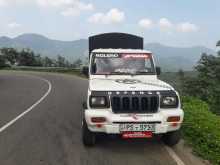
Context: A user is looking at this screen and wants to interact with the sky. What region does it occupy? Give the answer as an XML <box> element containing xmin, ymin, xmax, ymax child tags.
<box><xmin>0</xmin><ymin>0</ymin><xmax>219</xmax><ymax>49</ymax></box>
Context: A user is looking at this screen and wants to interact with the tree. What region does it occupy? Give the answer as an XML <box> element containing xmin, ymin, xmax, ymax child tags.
<box><xmin>17</xmin><ymin>49</ymin><xmax>39</xmax><ymax>66</ymax></box>
<box><xmin>0</xmin><ymin>47</ymin><xmax>72</xmax><ymax>68</ymax></box>
<box><xmin>0</xmin><ymin>48</ymin><xmax>18</xmax><ymax>65</ymax></box>
<box><xmin>0</xmin><ymin>55</ymin><xmax>6</xmax><ymax>68</ymax></box>
<box><xmin>72</xmin><ymin>58</ymin><xmax>82</xmax><ymax>68</ymax></box>
<box><xmin>42</xmin><ymin>56</ymin><xmax>54</xmax><ymax>67</ymax></box>
<box><xmin>33</xmin><ymin>54</ymin><xmax>43</xmax><ymax>67</ymax></box>
<box><xmin>177</xmin><ymin>69</ymin><xmax>185</xmax><ymax>94</ymax></box>
<box><xmin>57</xmin><ymin>55</ymin><xmax>66</xmax><ymax>67</ymax></box>
<box><xmin>183</xmin><ymin>52</ymin><xmax>220</xmax><ymax>114</ymax></box>
<box><xmin>65</xmin><ymin>60</ymin><xmax>71</xmax><ymax>68</ymax></box>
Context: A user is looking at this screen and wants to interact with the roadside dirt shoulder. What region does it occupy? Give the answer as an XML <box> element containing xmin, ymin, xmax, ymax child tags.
<box><xmin>174</xmin><ymin>140</ymin><xmax>211</xmax><ymax>165</ymax></box>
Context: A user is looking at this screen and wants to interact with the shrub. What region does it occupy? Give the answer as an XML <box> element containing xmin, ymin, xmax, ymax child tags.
<box><xmin>182</xmin><ymin>97</ymin><xmax>220</xmax><ymax>164</ymax></box>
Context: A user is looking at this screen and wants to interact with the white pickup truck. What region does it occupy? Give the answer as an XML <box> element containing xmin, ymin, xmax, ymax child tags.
<box><xmin>82</xmin><ymin>33</ymin><xmax>184</xmax><ymax>146</ymax></box>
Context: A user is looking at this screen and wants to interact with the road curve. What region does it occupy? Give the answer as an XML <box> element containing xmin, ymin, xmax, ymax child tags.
<box><xmin>0</xmin><ymin>71</ymin><xmax>178</xmax><ymax>165</ymax></box>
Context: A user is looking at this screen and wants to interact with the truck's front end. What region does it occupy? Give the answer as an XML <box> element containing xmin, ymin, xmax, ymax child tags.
<box><xmin>82</xmin><ymin>48</ymin><xmax>184</xmax><ymax>146</ymax></box>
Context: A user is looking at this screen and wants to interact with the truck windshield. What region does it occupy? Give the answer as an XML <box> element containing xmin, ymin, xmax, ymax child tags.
<box><xmin>91</xmin><ymin>53</ymin><xmax>156</xmax><ymax>75</ymax></box>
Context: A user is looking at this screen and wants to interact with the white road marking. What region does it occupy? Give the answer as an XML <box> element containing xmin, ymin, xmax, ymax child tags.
<box><xmin>164</xmin><ymin>145</ymin><xmax>185</xmax><ymax>165</ymax></box>
<box><xmin>0</xmin><ymin>77</ymin><xmax>52</xmax><ymax>133</ymax></box>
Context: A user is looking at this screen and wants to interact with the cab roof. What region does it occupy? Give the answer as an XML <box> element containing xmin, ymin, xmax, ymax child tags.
<box><xmin>92</xmin><ymin>49</ymin><xmax>152</xmax><ymax>54</ymax></box>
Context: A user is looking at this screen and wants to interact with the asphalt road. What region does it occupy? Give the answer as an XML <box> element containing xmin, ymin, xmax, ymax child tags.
<box><xmin>0</xmin><ymin>71</ymin><xmax>180</xmax><ymax>165</ymax></box>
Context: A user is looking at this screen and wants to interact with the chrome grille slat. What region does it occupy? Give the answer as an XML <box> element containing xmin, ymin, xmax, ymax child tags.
<box><xmin>111</xmin><ymin>94</ymin><xmax>159</xmax><ymax>114</ymax></box>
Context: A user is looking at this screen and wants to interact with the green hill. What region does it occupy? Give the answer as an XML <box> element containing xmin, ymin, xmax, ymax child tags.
<box><xmin>0</xmin><ymin>33</ymin><xmax>215</xmax><ymax>71</ymax></box>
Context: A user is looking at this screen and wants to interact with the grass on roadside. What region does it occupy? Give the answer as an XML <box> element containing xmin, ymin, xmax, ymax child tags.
<box><xmin>182</xmin><ymin>97</ymin><xmax>220</xmax><ymax>165</ymax></box>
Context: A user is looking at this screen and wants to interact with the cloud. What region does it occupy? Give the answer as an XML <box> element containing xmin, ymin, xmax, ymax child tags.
<box><xmin>138</xmin><ymin>18</ymin><xmax>153</xmax><ymax>29</ymax></box>
<box><xmin>158</xmin><ymin>18</ymin><xmax>173</xmax><ymax>30</ymax></box>
<box><xmin>88</xmin><ymin>8</ymin><xmax>125</xmax><ymax>24</ymax></box>
<box><xmin>177</xmin><ymin>22</ymin><xmax>199</xmax><ymax>32</ymax></box>
<box><xmin>38</xmin><ymin>0</ymin><xmax>94</xmax><ymax>17</ymax></box>
<box><xmin>0</xmin><ymin>0</ymin><xmax>94</xmax><ymax>17</ymax></box>
<box><xmin>8</xmin><ymin>22</ymin><xmax>22</xmax><ymax>28</ymax></box>
<box><xmin>139</xmin><ymin>17</ymin><xmax>199</xmax><ymax>33</ymax></box>
<box><xmin>60</xmin><ymin>2</ymin><xmax>94</xmax><ymax>16</ymax></box>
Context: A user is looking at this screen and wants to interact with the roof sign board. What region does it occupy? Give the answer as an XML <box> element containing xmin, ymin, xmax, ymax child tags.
<box><xmin>89</xmin><ymin>33</ymin><xmax>144</xmax><ymax>55</ymax></box>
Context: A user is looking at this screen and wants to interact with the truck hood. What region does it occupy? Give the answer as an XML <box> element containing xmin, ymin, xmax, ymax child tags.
<box><xmin>89</xmin><ymin>77</ymin><xmax>174</xmax><ymax>91</ymax></box>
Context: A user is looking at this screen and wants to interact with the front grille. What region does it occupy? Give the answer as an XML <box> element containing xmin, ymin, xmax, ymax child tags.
<box><xmin>111</xmin><ymin>95</ymin><xmax>159</xmax><ymax>113</ymax></box>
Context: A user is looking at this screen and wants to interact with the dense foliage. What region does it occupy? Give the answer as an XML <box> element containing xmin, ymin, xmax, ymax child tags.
<box><xmin>182</xmin><ymin>97</ymin><xmax>220</xmax><ymax>164</ymax></box>
<box><xmin>0</xmin><ymin>47</ymin><xmax>83</xmax><ymax>68</ymax></box>
<box><xmin>182</xmin><ymin>51</ymin><xmax>220</xmax><ymax>114</ymax></box>
<box><xmin>160</xmin><ymin>42</ymin><xmax>220</xmax><ymax>164</ymax></box>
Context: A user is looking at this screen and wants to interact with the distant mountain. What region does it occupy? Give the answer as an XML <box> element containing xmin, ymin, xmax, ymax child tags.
<box><xmin>0</xmin><ymin>34</ymin><xmax>88</xmax><ymax>62</ymax></box>
<box><xmin>0</xmin><ymin>33</ymin><xmax>215</xmax><ymax>71</ymax></box>
<box><xmin>145</xmin><ymin>43</ymin><xmax>215</xmax><ymax>71</ymax></box>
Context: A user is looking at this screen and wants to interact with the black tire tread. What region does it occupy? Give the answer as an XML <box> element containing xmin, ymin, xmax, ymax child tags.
<box><xmin>162</xmin><ymin>130</ymin><xmax>181</xmax><ymax>147</ymax></box>
<box><xmin>82</xmin><ymin>120</ymin><xmax>96</xmax><ymax>146</ymax></box>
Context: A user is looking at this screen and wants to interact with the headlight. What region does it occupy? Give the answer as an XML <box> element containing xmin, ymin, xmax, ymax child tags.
<box><xmin>160</xmin><ymin>95</ymin><xmax>178</xmax><ymax>108</ymax></box>
<box><xmin>89</xmin><ymin>96</ymin><xmax>109</xmax><ymax>108</ymax></box>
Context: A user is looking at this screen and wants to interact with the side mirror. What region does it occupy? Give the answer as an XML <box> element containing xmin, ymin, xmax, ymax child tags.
<box><xmin>156</xmin><ymin>67</ymin><xmax>161</xmax><ymax>75</ymax></box>
<box><xmin>82</xmin><ymin>66</ymin><xmax>89</xmax><ymax>77</ymax></box>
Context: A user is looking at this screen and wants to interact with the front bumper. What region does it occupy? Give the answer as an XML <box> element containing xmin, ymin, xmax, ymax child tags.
<box><xmin>84</xmin><ymin>109</ymin><xmax>184</xmax><ymax>134</ymax></box>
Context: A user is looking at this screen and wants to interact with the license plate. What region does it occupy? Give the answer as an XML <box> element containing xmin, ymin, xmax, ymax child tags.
<box><xmin>119</xmin><ymin>123</ymin><xmax>155</xmax><ymax>132</ymax></box>
<box><xmin>122</xmin><ymin>131</ymin><xmax>153</xmax><ymax>139</ymax></box>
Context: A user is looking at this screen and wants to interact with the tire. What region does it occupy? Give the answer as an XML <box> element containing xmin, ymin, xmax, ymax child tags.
<box><xmin>82</xmin><ymin>119</ymin><xmax>96</xmax><ymax>146</ymax></box>
<box><xmin>162</xmin><ymin>130</ymin><xmax>181</xmax><ymax>147</ymax></box>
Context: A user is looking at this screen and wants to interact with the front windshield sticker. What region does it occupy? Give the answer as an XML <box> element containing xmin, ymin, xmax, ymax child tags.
<box><xmin>122</xmin><ymin>54</ymin><xmax>151</xmax><ymax>59</ymax></box>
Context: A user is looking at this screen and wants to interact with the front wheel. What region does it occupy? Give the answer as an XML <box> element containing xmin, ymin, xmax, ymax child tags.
<box><xmin>162</xmin><ymin>130</ymin><xmax>181</xmax><ymax>147</ymax></box>
<box><xmin>82</xmin><ymin>119</ymin><xmax>96</xmax><ymax>146</ymax></box>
